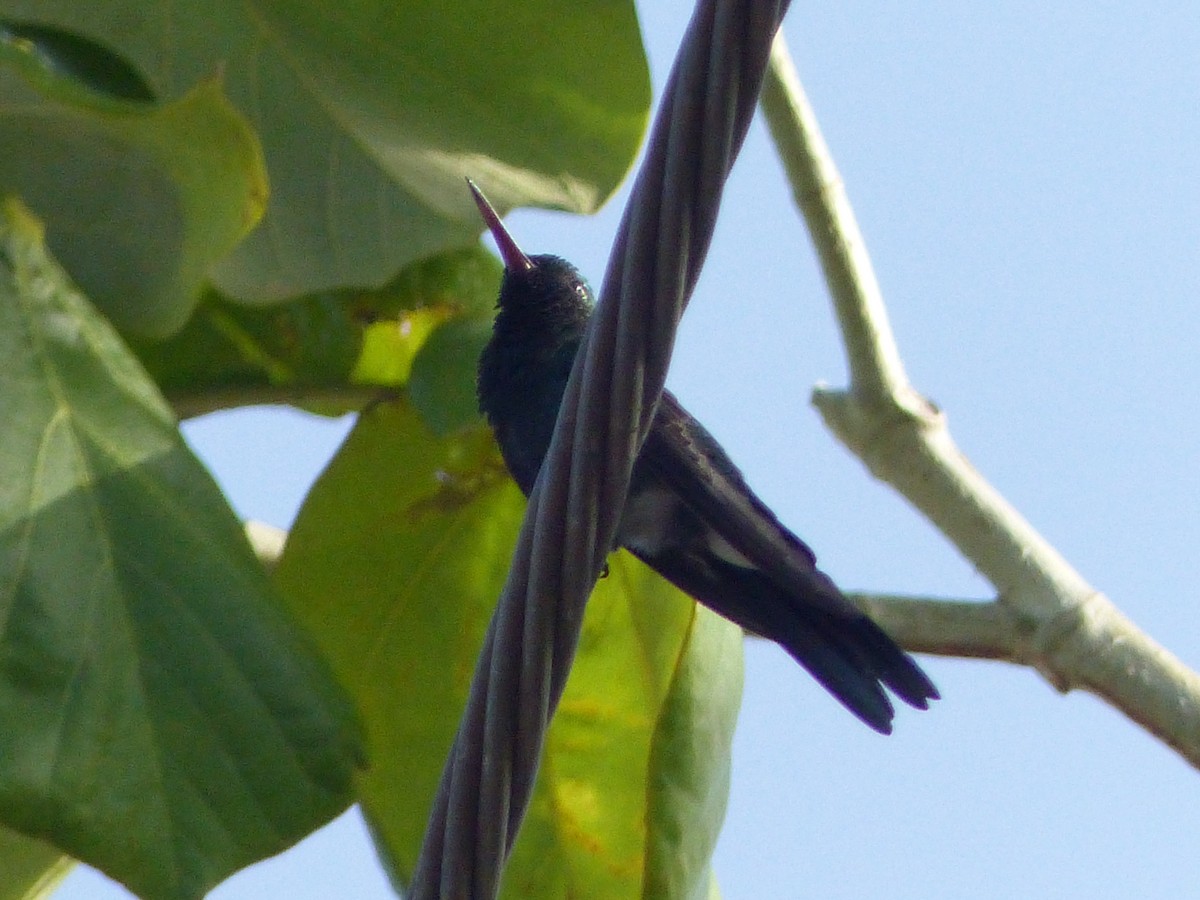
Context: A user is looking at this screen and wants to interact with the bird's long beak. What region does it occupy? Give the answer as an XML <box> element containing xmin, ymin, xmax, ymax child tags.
<box><xmin>467</xmin><ymin>179</ymin><xmax>536</xmax><ymax>273</ymax></box>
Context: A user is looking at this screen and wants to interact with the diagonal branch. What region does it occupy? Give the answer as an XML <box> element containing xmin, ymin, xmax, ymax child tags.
<box><xmin>759</xmin><ymin>31</ymin><xmax>1200</xmax><ymax>769</ymax></box>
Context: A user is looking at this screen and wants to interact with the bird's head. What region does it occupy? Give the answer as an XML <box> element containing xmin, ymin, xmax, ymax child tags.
<box><xmin>468</xmin><ymin>180</ymin><xmax>594</xmax><ymax>327</ymax></box>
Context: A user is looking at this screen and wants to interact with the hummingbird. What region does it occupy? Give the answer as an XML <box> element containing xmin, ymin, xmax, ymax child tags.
<box><xmin>469</xmin><ymin>181</ymin><xmax>937</xmax><ymax>733</ymax></box>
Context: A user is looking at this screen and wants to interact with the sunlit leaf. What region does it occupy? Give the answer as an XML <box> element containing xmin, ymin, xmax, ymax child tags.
<box><xmin>0</xmin><ymin>826</ymin><xmax>72</xmax><ymax>900</ymax></box>
<box><xmin>275</xmin><ymin>403</ymin><xmax>517</xmax><ymax>882</ymax></box>
<box><xmin>275</xmin><ymin>401</ymin><xmax>742</xmax><ymax>898</ymax></box>
<box><xmin>0</xmin><ymin>201</ymin><xmax>362</xmax><ymax>899</ymax></box>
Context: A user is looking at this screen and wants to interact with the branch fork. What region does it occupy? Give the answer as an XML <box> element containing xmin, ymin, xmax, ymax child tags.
<box><xmin>764</xmin><ymin>30</ymin><xmax>1200</xmax><ymax>769</ymax></box>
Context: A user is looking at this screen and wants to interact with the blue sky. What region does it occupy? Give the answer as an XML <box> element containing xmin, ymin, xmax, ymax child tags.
<box><xmin>58</xmin><ymin>3</ymin><xmax>1200</xmax><ymax>898</ymax></box>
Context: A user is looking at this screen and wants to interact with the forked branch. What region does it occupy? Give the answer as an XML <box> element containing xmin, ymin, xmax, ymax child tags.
<box><xmin>760</xmin><ymin>31</ymin><xmax>1200</xmax><ymax>769</ymax></box>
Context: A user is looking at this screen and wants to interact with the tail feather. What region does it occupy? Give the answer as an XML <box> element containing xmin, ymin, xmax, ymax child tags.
<box><xmin>778</xmin><ymin>623</ymin><xmax>898</xmax><ymax>732</ymax></box>
<box><xmin>631</xmin><ymin>546</ymin><xmax>937</xmax><ymax>733</ymax></box>
<box><xmin>778</xmin><ymin>607</ymin><xmax>937</xmax><ymax>733</ymax></box>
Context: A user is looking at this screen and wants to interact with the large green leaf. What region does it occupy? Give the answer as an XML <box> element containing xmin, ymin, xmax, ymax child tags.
<box><xmin>642</xmin><ymin>605</ymin><xmax>742</xmax><ymax>898</ymax></box>
<box><xmin>0</xmin><ymin>201</ymin><xmax>362</xmax><ymax>899</ymax></box>
<box><xmin>2</xmin><ymin>1</ymin><xmax>650</xmax><ymax>302</ymax></box>
<box><xmin>274</xmin><ymin>401</ymin><xmax>743</xmax><ymax>898</ymax></box>
<box><xmin>0</xmin><ymin>29</ymin><xmax>266</xmax><ymax>337</ymax></box>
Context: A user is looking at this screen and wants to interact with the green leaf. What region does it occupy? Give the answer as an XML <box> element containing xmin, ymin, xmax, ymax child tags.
<box><xmin>693</xmin><ymin>870</ymin><xmax>722</xmax><ymax>900</ymax></box>
<box><xmin>351</xmin><ymin>308</ymin><xmax>447</xmax><ymax>393</ymax></box>
<box><xmin>127</xmin><ymin>246</ymin><xmax>502</xmax><ymax>418</ymax></box>
<box><xmin>408</xmin><ymin>314</ymin><xmax>494</xmax><ymax>436</ymax></box>
<box><xmin>642</xmin><ymin>607</ymin><xmax>742</xmax><ymax>898</ymax></box>
<box><xmin>349</xmin><ymin>245</ymin><xmax>503</xmax><ymax>395</ymax></box>
<box><xmin>501</xmin><ymin>563</ymin><xmax>742</xmax><ymax>899</ymax></box>
<box><xmin>0</xmin><ymin>200</ymin><xmax>362</xmax><ymax>899</ymax></box>
<box><xmin>0</xmin><ymin>31</ymin><xmax>267</xmax><ymax>336</ymax></box>
<box><xmin>274</xmin><ymin>402</ymin><xmax>742</xmax><ymax>897</ymax></box>
<box><xmin>381</xmin><ymin>245</ymin><xmax>504</xmax><ymax>321</ymax></box>
<box><xmin>0</xmin><ymin>826</ymin><xmax>73</xmax><ymax>900</ymax></box>
<box><xmin>274</xmin><ymin>403</ymin><xmax>517</xmax><ymax>883</ymax></box>
<box><xmin>2</xmin><ymin>1</ymin><xmax>649</xmax><ymax>301</ymax></box>
<box><xmin>0</xmin><ymin>22</ymin><xmax>154</xmax><ymax>101</ymax></box>
<box><xmin>131</xmin><ymin>287</ymin><xmax>365</xmax><ymax>416</ymax></box>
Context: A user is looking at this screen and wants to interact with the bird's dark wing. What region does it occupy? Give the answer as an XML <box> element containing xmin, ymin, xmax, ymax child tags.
<box><xmin>626</xmin><ymin>390</ymin><xmax>937</xmax><ymax>732</ymax></box>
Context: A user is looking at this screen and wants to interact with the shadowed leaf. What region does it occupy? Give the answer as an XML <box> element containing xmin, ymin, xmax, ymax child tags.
<box><xmin>128</xmin><ymin>246</ymin><xmax>502</xmax><ymax>418</ymax></box>
<box><xmin>0</xmin><ymin>30</ymin><xmax>266</xmax><ymax>336</ymax></box>
<box><xmin>1</xmin><ymin>1</ymin><xmax>649</xmax><ymax>302</ymax></box>
<box><xmin>408</xmin><ymin>314</ymin><xmax>494</xmax><ymax>436</ymax></box>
